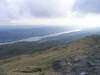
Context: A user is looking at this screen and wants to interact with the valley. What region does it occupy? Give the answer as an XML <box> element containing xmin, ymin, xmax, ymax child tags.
<box><xmin>0</xmin><ymin>26</ymin><xmax>75</xmax><ymax>43</ymax></box>
<box><xmin>0</xmin><ymin>29</ymin><xmax>81</xmax><ymax>45</ymax></box>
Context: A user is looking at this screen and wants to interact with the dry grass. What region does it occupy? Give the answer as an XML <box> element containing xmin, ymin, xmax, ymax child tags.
<box><xmin>0</xmin><ymin>35</ymin><xmax>100</xmax><ymax>75</ymax></box>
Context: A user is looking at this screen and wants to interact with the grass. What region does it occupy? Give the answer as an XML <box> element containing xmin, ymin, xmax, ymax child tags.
<box><xmin>0</xmin><ymin>35</ymin><xmax>100</xmax><ymax>75</ymax></box>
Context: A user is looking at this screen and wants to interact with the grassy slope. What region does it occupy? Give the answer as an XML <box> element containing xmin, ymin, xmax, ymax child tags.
<box><xmin>0</xmin><ymin>42</ymin><xmax>55</xmax><ymax>60</ymax></box>
<box><xmin>0</xmin><ymin>35</ymin><xmax>100</xmax><ymax>75</ymax></box>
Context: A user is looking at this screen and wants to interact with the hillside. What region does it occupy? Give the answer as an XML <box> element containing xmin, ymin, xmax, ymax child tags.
<box><xmin>0</xmin><ymin>30</ymin><xmax>89</xmax><ymax>60</ymax></box>
<box><xmin>0</xmin><ymin>35</ymin><xmax>100</xmax><ymax>75</ymax></box>
<box><xmin>0</xmin><ymin>42</ymin><xmax>55</xmax><ymax>60</ymax></box>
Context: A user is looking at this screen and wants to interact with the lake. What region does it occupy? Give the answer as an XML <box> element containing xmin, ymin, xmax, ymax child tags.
<box><xmin>0</xmin><ymin>29</ymin><xmax>81</xmax><ymax>45</ymax></box>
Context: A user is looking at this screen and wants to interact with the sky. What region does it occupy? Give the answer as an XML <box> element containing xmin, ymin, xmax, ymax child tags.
<box><xmin>0</xmin><ymin>0</ymin><xmax>100</xmax><ymax>29</ymax></box>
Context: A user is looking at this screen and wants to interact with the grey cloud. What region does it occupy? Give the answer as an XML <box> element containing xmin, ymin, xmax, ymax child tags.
<box><xmin>20</xmin><ymin>0</ymin><xmax>54</xmax><ymax>17</ymax></box>
<box><xmin>73</xmin><ymin>0</ymin><xmax>100</xmax><ymax>13</ymax></box>
<box><xmin>18</xmin><ymin>0</ymin><xmax>68</xmax><ymax>18</ymax></box>
<box><xmin>0</xmin><ymin>0</ymin><xmax>69</xmax><ymax>20</ymax></box>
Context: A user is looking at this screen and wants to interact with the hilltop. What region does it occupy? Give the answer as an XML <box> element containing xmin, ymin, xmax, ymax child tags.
<box><xmin>0</xmin><ymin>35</ymin><xmax>100</xmax><ymax>75</ymax></box>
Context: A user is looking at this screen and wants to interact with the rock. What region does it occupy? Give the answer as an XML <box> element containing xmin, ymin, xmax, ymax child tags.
<box><xmin>52</xmin><ymin>50</ymin><xmax>100</xmax><ymax>75</ymax></box>
<box><xmin>53</xmin><ymin>56</ymin><xmax>88</xmax><ymax>75</ymax></box>
<box><xmin>15</xmin><ymin>66</ymin><xmax>42</xmax><ymax>73</ymax></box>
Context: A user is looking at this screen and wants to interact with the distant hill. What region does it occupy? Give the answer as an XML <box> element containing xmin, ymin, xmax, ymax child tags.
<box><xmin>1</xmin><ymin>35</ymin><xmax>100</xmax><ymax>75</ymax></box>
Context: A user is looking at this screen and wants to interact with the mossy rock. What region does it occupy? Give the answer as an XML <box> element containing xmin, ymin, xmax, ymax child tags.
<box><xmin>15</xmin><ymin>66</ymin><xmax>42</xmax><ymax>73</ymax></box>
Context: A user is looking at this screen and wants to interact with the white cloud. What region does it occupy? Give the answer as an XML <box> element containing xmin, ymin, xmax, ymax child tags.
<box><xmin>1</xmin><ymin>0</ymin><xmax>100</xmax><ymax>29</ymax></box>
<box><xmin>0</xmin><ymin>0</ymin><xmax>76</xmax><ymax>18</ymax></box>
<box><xmin>10</xmin><ymin>13</ymin><xmax>100</xmax><ymax>29</ymax></box>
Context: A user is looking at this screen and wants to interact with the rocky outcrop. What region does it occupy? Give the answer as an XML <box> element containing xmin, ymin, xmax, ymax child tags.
<box><xmin>53</xmin><ymin>51</ymin><xmax>100</xmax><ymax>75</ymax></box>
<box><xmin>14</xmin><ymin>66</ymin><xmax>42</xmax><ymax>73</ymax></box>
<box><xmin>53</xmin><ymin>55</ymin><xmax>88</xmax><ymax>75</ymax></box>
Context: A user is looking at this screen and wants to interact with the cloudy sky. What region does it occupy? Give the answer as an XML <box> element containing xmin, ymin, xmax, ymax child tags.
<box><xmin>0</xmin><ymin>0</ymin><xmax>100</xmax><ymax>28</ymax></box>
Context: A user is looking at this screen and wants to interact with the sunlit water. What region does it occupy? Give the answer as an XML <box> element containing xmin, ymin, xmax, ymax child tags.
<box><xmin>0</xmin><ymin>29</ymin><xmax>81</xmax><ymax>45</ymax></box>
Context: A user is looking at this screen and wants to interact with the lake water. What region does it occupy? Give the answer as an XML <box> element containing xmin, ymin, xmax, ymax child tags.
<box><xmin>0</xmin><ymin>29</ymin><xmax>81</xmax><ymax>45</ymax></box>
